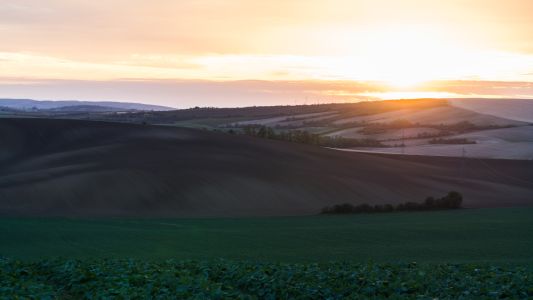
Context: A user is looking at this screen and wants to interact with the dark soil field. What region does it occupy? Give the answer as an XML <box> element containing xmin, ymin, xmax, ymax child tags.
<box><xmin>1</xmin><ymin>118</ymin><xmax>533</xmax><ymax>217</ymax></box>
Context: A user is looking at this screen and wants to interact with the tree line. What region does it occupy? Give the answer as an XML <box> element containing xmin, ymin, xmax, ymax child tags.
<box><xmin>321</xmin><ymin>191</ymin><xmax>463</xmax><ymax>214</ymax></box>
<box><xmin>239</xmin><ymin>125</ymin><xmax>384</xmax><ymax>147</ymax></box>
<box><xmin>429</xmin><ymin>138</ymin><xmax>476</xmax><ymax>145</ymax></box>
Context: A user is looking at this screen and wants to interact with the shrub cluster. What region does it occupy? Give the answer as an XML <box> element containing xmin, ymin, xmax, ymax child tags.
<box><xmin>321</xmin><ymin>191</ymin><xmax>463</xmax><ymax>214</ymax></box>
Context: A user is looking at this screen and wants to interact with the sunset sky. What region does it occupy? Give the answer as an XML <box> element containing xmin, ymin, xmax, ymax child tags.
<box><xmin>1</xmin><ymin>0</ymin><xmax>532</xmax><ymax>107</ymax></box>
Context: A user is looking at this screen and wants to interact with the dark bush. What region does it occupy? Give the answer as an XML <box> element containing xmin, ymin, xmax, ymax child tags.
<box><xmin>321</xmin><ymin>191</ymin><xmax>463</xmax><ymax>214</ymax></box>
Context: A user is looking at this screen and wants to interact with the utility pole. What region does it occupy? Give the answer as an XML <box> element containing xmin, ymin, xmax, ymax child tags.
<box><xmin>460</xmin><ymin>147</ymin><xmax>466</xmax><ymax>185</ymax></box>
<box><xmin>401</xmin><ymin>127</ymin><xmax>405</xmax><ymax>155</ymax></box>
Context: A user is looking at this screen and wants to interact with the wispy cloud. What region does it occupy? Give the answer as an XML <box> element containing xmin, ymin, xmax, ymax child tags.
<box><xmin>1</xmin><ymin>1</ymin><xmax>532</xmax><ymax>105</ymax></box>
<box><xmin>1</xmin><ymin>51</ymin><xmax>532</xmax><ymax>83</ymax></box>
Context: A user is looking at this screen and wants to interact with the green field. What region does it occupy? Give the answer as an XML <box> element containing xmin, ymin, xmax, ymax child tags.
<box><xmin>2</xmin><ymin>259</ymin><xmax>532</xmax><ymax>299</ymax></box>
<box><xmin>1</xmin><ymin>207</ymin><xmax>532</xmax><ymax>264</ymax></box>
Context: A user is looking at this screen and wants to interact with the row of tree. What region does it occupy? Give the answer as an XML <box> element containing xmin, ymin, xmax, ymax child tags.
<box><xmin>429</xmin><ymin>138</ymin><xmax>476</xmax><ymax>145</ymax></box>
<box><xmin>240</xmin><ymin>125</ymin><xmax>384</xmax><ymax>147</ymax></box>
<box><xmin>321</xmin><ymin>191</ymin><xmax>463</xmax><ymax>214</ymax></box>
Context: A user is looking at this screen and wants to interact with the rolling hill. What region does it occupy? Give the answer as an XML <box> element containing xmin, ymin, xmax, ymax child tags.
<box><xmin>1</xmin><ymin>118</ymin><xmax>532</xmax><ymax>217</ymax></box>
<box><xmin>450</xmin><ymin>98</ymin><xmax>533</xmax><ymax>123</ymax></box>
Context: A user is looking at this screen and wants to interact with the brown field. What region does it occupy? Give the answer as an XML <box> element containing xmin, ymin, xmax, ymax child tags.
<box><xmin>334</xmin><ymin>106</ymin><xmax>525</xmax><ymax>126</ymax></box>
<box><xmin>1</xmin><ymin>118</ymin><xmax>533</xmax><ymax>217</ymax></box>
<box><xmin>348</xmin><ymin>125</ymin><xmax>533</xmax><ymax>159</ymax></box>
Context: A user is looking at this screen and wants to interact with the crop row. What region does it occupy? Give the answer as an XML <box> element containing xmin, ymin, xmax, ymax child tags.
<box><xmin>1</xmin><ymin>258</ymin><xmax>532</xmax><ymax>299</ymax></box>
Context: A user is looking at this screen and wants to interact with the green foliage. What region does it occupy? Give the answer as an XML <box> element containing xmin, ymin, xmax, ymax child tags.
<box><xmin>322</xmin><ymin>192</ymin><xmax>463</xmax><ymax>214</ymax></box>
<box><xmin>1</xmin><ymin>258</ymin><xmax>531</xmax><ymax>299</ymax></box>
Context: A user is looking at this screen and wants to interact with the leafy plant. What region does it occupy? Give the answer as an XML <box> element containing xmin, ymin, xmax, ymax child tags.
<box><xmin>1</xmin><ymin>258</ymin><xmax>531</xmax><ymax>299</ymax></box>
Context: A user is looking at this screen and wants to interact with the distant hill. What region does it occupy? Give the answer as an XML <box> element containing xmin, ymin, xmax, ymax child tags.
<box><xmin>0</xmin><ymin>99</ymin><xmax>174</xmax><ymax>111</ymax></box>
<box><xmin>89</xmin><ymin>98</ymin><xmax>531</xmax><ymax>160</ymax></box>
<box><xmin>96</xmin><ymin>99</ymin><xmax>445</xmax><ymax>123</ymax></box>
<box><xmin>0</xmin><ymin>106</ymin><xmax>21</xmax><ymax>113</ymax></box>
<box><xmin>0</xmin><ymin>118</ymin><xmax>532</xmax><ymax>217</ymax></box>
<box><xmin>45</xmin><ymin>105</ymin><xmax>133</xmax><ymax>112</ymax></box>
<box><xmin>449</xmin><ymin>98</ymin><xmax>533</xmax><ymax>123</ymax></box>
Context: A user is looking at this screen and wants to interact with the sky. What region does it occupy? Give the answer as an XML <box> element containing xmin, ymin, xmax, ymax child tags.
<box><xmin>1</xmin><ymin>0</ymin><xmax>532</xmax><ymax>108</ymax></box>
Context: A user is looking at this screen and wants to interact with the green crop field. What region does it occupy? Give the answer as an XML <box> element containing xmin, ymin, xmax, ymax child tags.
<box><xmin>1</xmin><ymin>207</ymin><xmax>532</xmax><ymax>264</ymax></box>
<box><xmin>2</xmin><ymin>208</ymin><xmax>533</xmax><ymax>298</ymax></box>
<box><xmin>2</xmin><ymin>259</ymin><xmax>532</xmax><ymax>299</ymax></box>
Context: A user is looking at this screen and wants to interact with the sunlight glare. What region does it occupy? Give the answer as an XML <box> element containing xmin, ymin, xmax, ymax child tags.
<box><xmin>356</xmin><ymin>26</ymin><xmax>467</xmax><ymax>88</ymax></box>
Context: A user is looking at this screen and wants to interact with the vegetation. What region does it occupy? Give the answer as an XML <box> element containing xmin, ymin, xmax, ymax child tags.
<box><xmin>359</xmin><ymin>119</ymin><xmax>414</xmax><ymax>135</ymax></box>
<box><xmin>242</xmin><ymin>125</ymin><xmax>384</xmax><ymax>147</ymax></box>
<box><xmin>429</xmin><ymin>137</ymin><xmax>477</xmax><ymax>144</ymax></box>
<box><xmin>321</xmin><ymin>192</ymin><xmax>463</xmax><ymax>214</ymax></box>
<box><xmin>414</xmin><ymin>131</ymin><xmax>452</xmax><ymax>139</ymax></box>
<box><xmin>358</xmin><ymin>120</ymin><xmax>514</xmax><ymax>137</ymax></box>
<box><xmin>433</xmin><ymin>121</ymin><xmax>515</xmax><ymax>133</ymax></box>
<box><xmin>319</xmin><ymin>135</ymin><xmax>384</xmax><ymax>147</ymax></box>
<box><xmin>1</xmin><ymin>258</ymin><xmax>532</xmax><ymax>299</ymax></box>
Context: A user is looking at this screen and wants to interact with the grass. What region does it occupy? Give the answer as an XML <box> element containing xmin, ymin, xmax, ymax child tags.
<box><xmin>1</xmin><ymin>207</ymin><xmax>532</xmax><ymax>264</ymax></box>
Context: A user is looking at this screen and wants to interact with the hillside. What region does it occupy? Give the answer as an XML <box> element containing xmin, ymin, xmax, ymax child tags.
<box><xmin>1</xmin><ymin>118</ymin><xmax>532</xmax><ymax>217</ymax></box>
<box><xmin>450</xmin><ymin>98</ymin><xmax>533</xmax><ymax>123</ymax></box>
<box><xmin>5</xmin><ymin>99</ymin><xmax>531</xmax><ymax>160</ymax></box>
